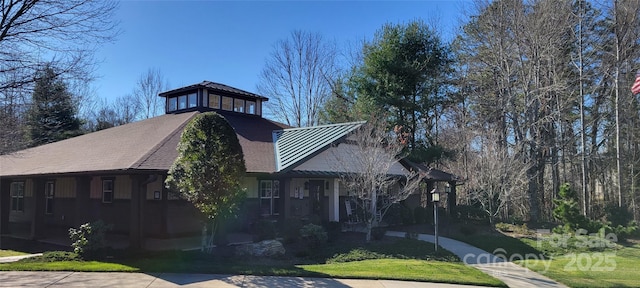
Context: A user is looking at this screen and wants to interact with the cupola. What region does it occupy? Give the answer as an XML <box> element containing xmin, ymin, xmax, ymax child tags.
<box><xmin>159</xmin><ymin>81</ymin><xmax>268</xmax><ymax>117</ymax></box>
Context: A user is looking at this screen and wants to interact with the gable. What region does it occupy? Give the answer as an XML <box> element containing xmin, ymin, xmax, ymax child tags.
<box><xmin>292</xmin><ymin>143</ymin><xmax>408</xmax><ymax>175</ymax></box>
<box><xmin>273</xmin><ymin>121</ymin><xmax>365</xmax><ymax>172</ymax></box>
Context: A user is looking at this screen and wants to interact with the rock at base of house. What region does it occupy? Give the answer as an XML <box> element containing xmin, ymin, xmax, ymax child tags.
<box><xmin>234</xmin><ymin>239</ymin><xmax>285</xmax><ymax>257</ymax></box>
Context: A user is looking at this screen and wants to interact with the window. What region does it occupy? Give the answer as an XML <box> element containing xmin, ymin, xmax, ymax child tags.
<box><xmin>168</xmin><ymin>97</ymin><xmax>178</xmax><ymax>112</ymax></box>
<box><xmin>102</xmin><ymin>179</ymin><xmax>114</xmax><ymax>203</ymax></box>
<box><xmin>10</xmin><ymin>182</ymin><xmax>24</xmax><ymax>212</ymax></box>
<box><xmin>260</xmin><ymin>180</ymin><xmax>280</xmax><ymax>215</ymax></box>
<box><xmin>221</xmin><ymin>96</ymin><xmax>233</xmax><ymax>111</ymax></box>
<box><xmin>178</xmin><ymin>95</ymin><xmax>187</xmax><ymax>109</ymax></box>
<box><xmin>45</xmin><ymin>181</ymin><xmax>54</xmax><ymax>214</ymax></box>
<box><xmin>234</xmin><ymin>99</ymin><xmax>245</xmax><ymax>112</ymax></box>
<box><xmin>246</xmin><ymin>100</ymin><xmax>256</xmax><ymax>114</ymax></box>
<box><xmin>209</xmin><ymin>94</ymin><xmax>221</xmax><ymax>109</ymax></box>
<box><xmin>188</xmin><ymin>93</ymin><xmax>198</xmax><ymax>108</ymax></box>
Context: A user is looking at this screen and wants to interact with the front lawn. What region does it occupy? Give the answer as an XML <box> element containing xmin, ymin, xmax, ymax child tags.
<box><xmin>0</xmin><ymin>250</ymin><xmax>27</xmax><ymax>257</ymax></box>
<box><xmin>0</xmin><ymin>232</ymin><xmax>506</xmax><ymax>287</ymax></box>
<box><xmin>520</xmin><ymin>243</ymin><xmax>640</xmax><ymax>288</ymax></box>
<box><xmin>450</xmin><ymin>225</ymin><xmax>640</xmax><ymax>287</ymax></box>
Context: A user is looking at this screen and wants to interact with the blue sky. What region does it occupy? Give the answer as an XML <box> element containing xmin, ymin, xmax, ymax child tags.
<box><xmin>94</xmin><ymin>0</ymin><xmax>469</xmax><ymax>104</ymax></box>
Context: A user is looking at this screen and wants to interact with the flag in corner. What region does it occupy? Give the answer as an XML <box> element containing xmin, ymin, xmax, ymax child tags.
<box><xmin>632</xmin><ymin>70</ymin><xmax>640</xmax><ymax>95</ymax></box>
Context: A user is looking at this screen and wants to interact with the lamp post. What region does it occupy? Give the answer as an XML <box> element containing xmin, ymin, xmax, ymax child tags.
<box><xmin>431</xmin><ymin>188</ymin><xmax>440</xmax><ymax>252</ymax></box>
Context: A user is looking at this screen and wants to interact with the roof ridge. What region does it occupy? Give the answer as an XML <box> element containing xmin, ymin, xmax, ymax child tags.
<box><xmin>130</xmin><ymin>112</ymin><xmax>199</xmax><ymax>169</ymax></box>
<box><xmin>278</xmin><ymin>121</ymin><xmax>366</xmax><ymax>132</ymax></box>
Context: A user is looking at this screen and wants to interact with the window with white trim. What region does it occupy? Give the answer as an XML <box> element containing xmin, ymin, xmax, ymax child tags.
<box><xmin>10</xmin><ymin>182</ymin><xmax>24</xmax><ymax>212</ymax></box>
<box><xmin>260</xmin><ymin>180</ymin><xmax>280</xmax><ymax>215</ymax></box>
<box><xmin>102</xmin><ymin>179</ymin><xmax>114</xmax><ymax>203</ymax></box>
<box><xmin>45</xmin><ymin>181</ymin><xmax>55</xmax><ymax>214</ymax></box>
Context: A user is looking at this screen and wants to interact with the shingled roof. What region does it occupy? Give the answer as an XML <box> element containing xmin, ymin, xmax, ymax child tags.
<box><xmin>158</xmin><ymin>80</ymin><xmax>269</xmax><ymax>100</ymax></box>
<box><xmin>0</xmin><ymin>112</ymin><xmax>198</xmax><ymax>177</ymax></box>
<box><xmin>0</xmin><ymin>111</ymin><xmax>291</xmax><ymax>178</ymax></box>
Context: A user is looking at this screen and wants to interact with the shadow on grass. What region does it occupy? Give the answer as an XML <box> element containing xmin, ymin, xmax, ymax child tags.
<box><xmin>0</xmin><ymin>236</ymin><xmax>71</xmax><ymax>254</ymax></box>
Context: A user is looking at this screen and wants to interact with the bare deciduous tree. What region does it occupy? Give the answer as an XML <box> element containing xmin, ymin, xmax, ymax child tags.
<box><xmin>0</xmin><ymin>0</ymin><xmax>119</xmax><ymax>92</ymax></box>
<box><xmin>257</xmin><ymin>30</ymin><xmax>338</xmax><ymax>127</ymax></box>
<box><xmin>332</xmin><ymin>116</ymin><xmax>424</xmax><ymax>242</ymax></box>
<box><xmin>134</xmin><ymin>68</ymin><xmax>169</xmax><ymax>119</ymax></box>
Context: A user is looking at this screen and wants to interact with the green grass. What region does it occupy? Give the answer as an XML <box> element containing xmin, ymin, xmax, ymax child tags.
<box><xmin>0</xmin><ymin>261</ymin><xmax>138</xmax><ymax>272</ymax></box>
<box><xmin>450</xmin><ymin>234</ymin><xmax>542</xmax><ymax>259</ymax></box>
<box><xmin>451</xmin><ymin>229</ymin><xmax>640</xmax><ymax>287</ymax></box>
<box><xmin>0</xmin><ymin>250</ymin><xmax>28</xmax><ymax>257</ymax></box>
<box><xmin>519</xmin><ymin>243</ymin><xmax>640</xmax><ymax>288</ymax></box>
<box><xmin>0</xmin><ymin>235</ymin><xmax>507</xmax><ymax>287</ymax></box>
<box><xmin>302</xmin><ymin>259</ymin><xmax>506</xmax><ymax>287</ymax></box>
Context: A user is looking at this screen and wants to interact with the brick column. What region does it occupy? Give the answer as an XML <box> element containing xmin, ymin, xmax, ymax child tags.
<box><xmin>281</xmin><ymin>178</ymin><xmax>290</xmax><ymax>220</ymax></box>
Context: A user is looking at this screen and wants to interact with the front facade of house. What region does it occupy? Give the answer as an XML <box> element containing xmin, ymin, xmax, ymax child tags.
<box><xmin>0</xmin><ymin>81</ymin><xmax>457</xmax><ymax>249</ymax></box>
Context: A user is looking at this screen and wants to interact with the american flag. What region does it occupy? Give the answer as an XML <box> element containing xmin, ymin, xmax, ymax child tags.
<box><xmin>632</xmin><ymin>70</ymin><xmax>640</xmax><ymax>95</ymax></box>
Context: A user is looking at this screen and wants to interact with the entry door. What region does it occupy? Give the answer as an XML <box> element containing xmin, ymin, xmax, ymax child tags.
<box><xmin>308</xmin><ymin>180</ymin><xmax>325</xmax><ymax>220</ymax></box>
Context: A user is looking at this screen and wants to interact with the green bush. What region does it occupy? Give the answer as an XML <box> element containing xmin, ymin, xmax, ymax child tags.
<box><xmin>324</xmin><ymin>221</ymin><xmax>342</xmax><ymax>243</ymax></box>
<box><xmin>300</xmin><ymin>223</ymin><xmax>328</xmax><ymax>248</ymax></box>
<box><xmin>455</xmin><ymin>204</ymin><xmax>488</xmax><ymax>223</ymax></box>
<box><xmin>255</xmin><ymin>219</ymin><xmax>277</xmax><ymax>241</ymax></box>
<box><xmin>68</xmin><ymin>220</ymin><xmax>112</xmax><ymax>260</ymax></box>
<box><xmin>327</xmin><ymin>248</ymin><xmax>388</xmax><ymax>263</ymax></box>
<box><xmin>279</xmin><ymin>218</ymin><xmax>303</xmax><ymax>243</ymax></box>
<box><xmin>19</xmin><ymin>251</ymin><xmax>79</xmax><ymax>263</ymax></box>
<box><xmin>605</xmin><ymin>205</ymin><xmax>634</xmax><ymax>227</ymax></box>
<box><xmin>495</xmin><ymin>222</ymin><xmax>512</xmax><ymax>232</ymax></box>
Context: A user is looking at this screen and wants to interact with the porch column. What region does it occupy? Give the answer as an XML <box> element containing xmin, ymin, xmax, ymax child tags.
<box><xmin>329</xmin><ymin>178</ymin><xmax>340</xmax><ymax>222</ymax></box>
<box><xmin>282</xmin><ymin>178</ymin><xmax>291</xmax><ymax>219</ymax></box>
<box><xmin>31</xmin><ymin>178</ymin><xmax>45</xmax><ymax>239</ymax></box>
<box><xmin>0</xmin><ymin>180</ymin><xmax>10</xmax><ymax>234</ymax></box>
<box><xmin>129</xmin><ymin>175</ymin><xmax>147</xmax><ymax>249</ymax></box>
<box><xmin>74</xmin><ymin>176</ymin><xmax>91</xmax><ymax>227</ymax></box>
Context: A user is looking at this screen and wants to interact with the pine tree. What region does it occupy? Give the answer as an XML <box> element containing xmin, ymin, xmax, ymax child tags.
<box><xmin>27</xmin><ymin>65</ymin><xmax>82</xmax><ymax>147</ymax></box>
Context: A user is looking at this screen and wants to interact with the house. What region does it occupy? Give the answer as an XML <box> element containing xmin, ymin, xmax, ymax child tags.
<box><xmin>0</xmin><ymin>81</ymin><xmax>458</xmax><ymax>249</ymax></box>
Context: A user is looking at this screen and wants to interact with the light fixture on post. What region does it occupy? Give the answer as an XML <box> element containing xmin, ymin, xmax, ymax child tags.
<box><xmin>431</xmin><ymin>188</ymin><xmax>440</xmax><ymax>252</ymax></box>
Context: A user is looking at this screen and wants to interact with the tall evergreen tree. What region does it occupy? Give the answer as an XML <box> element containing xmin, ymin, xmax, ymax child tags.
<box><xmin>27</xmin><ymin>65</ymin><xmax>82</xmax><ymax>147</ymax></box>
<box><xmin>351</xmin><ymin>20</ymin><xmax>454</xmax><ymax>163</ymax></box>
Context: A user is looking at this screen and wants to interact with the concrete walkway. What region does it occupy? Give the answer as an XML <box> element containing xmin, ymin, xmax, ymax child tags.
<box><xmin>0</xmin><ymin>253</ymin><xmax>42</xmax><ymax>263</ymax></box>
<box><xmin>386</xmin><ymin>231</ymin><xmax>567</xmax><ymax>288</ymax></box>
<box><xmin>0</xmin><ymin>271</ymin><xmax>490</xmax><ymax>287</ymax></box>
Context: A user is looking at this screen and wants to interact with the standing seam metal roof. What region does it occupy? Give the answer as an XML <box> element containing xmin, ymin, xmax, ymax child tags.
<box><xmin>273</xmin><ymin>121</ymin><xmax>365</xmax><ymax>172</ymax></box>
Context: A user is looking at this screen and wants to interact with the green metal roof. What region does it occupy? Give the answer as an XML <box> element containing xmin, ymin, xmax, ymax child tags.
<box><xmin>273</xmin><ymin>121</ymin><xmax>365</xmax><ymax>172</ymax></box>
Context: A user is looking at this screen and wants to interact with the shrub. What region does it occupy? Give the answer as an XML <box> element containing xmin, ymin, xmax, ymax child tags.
<box><xmin>327</xmin><ymin>248</ymin><xmax>388</xmax><ymax>263</ymax></box>
<box><xmin>323</xmin><ymin>221</ymin><xmax>342</xmax><ymax>243</ymax></box>
<box><xmin>495</xmin><ymin>222</ymin><xmax>512</xmax><ymax>232</ymax></box>
<box><xmin>455</xmin><ymin>204</ymin><xmax>489</xmax><ymax>224</ymax></box>
<box><xmin>300</xmin><ymin>223</ymin><xmax>328</xmax><ymax>248</ymax></box>
<box><xmin>19</xmin><ymin>251</ymin><xmax>79</xmax><ymax>263</ymax></box>
<box><xmin>280</xmin><ymin>218</ymin><xmax>303</xmax><ymax>243</ymax></box>
<box><xmin>68</xmin><ymin>220</ymin><xmax>112</xmax><ymax>260</ymax></box>
<box><xmin>255</xmin><ymin>219</ymin><xmax>277</xmax><ymax>241</ymax></box>
<box><xmin>605</xmin><ymin>205</ymin><xmax>634</xmax><ymax>227</ymax></box>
